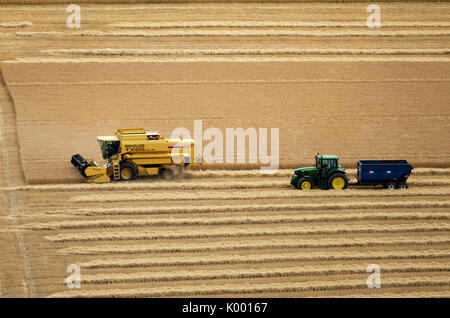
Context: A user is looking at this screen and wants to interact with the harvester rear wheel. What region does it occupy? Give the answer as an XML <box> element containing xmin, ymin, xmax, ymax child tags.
<box><xmin>297</xmin><ymin>178</ymin><xmax>313</xmax><ymax>190</ymax></box>
<box><xmin>161</xmin><ymin>169</ymin><xmax>174</xmax><ymax>181</ymax></box>
<box><xmin>328</xmin><ymin>173</ymin><xmax>348</xmax><ymax>190</ymax></box>
<box><xmin>120</xmin><ymin>161</ymin><xmax>137</xmax><ymax>181</ymax></box>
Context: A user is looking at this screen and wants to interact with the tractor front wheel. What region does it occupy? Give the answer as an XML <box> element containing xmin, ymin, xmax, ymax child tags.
<box><xmin>120</xmin><ymin>161</ymin><xmax>137</xmax><ymax>181</ymax></box>
<box><xmin>328</xmin><ymin>174</ymin><xmax>348</xmax><ymax>190</ymax></box>
<box><xmin>297</xmin><ymin>178</ymin><xmax>314</xmax><ymax>190</ymax></box>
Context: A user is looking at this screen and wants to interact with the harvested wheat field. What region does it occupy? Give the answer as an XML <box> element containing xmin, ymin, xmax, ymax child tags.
<box><xmin>0</xmin><ymin>1</ymin><xmax>449</xmax><ymax>298</ymax></box>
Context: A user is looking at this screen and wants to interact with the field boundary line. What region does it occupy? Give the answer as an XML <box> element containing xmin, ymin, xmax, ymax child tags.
<box><xmin>0</xmin><ymin>68</ymin><xmax>25</xmax><ymax>185</ymax></box>
<box><xmin>0</xmin><ymin>68</ymin><xmax>33</xmax><ymax>297</ymax></box>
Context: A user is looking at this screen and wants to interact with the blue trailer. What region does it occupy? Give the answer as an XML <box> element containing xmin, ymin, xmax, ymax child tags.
<box><xmin>355</xmin><ymin>160</ymin><xmax>414</xmax><ymax>189</ymax></box>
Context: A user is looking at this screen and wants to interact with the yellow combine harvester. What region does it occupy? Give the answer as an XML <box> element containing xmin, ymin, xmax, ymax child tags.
<box><xmin>71</xmin><ymin>128</ymin><xmax>197</xmax><ymax>183</ymax></box>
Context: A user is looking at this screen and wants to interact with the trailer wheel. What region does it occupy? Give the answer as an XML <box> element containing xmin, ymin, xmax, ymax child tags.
<box><xmin>328</xmin><ymin>173</ymin><xmax>348</xmax><ymax>190</ymax></box>
<box><xmin>297</xmin><ymin>178</ymin><xmax>314</xmax><ymax>190</ymax></box>
<box><xmin>120</xmin><ymin>161</ymin><xmax>137</xmax><ymax>181</ymax></box>
<box><xmin>384</xmin><ymin>181</ymin><xmax>397</xmax><ymax>190</ymax></box>
<box><xmin>398</xmin><ymin>181</ymin><xmax>408</xmax><ymax>189</ymax></box>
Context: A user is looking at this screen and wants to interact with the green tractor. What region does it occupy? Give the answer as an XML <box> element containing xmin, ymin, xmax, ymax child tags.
<box><xmin>290</xmin><ymin>154</ymin><xmax>349</xmax><ymax>190</ymax></box>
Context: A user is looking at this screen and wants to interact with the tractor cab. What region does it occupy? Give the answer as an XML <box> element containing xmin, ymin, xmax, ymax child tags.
<box><xmin>291</xmin><ymin>154</ymin><xmax>348</xmax><ymax>190</ymax></box>
<box><xmin>317</xmin><ymin>154</ymin><xmax>338</xmax><ymax>175</ymax></box>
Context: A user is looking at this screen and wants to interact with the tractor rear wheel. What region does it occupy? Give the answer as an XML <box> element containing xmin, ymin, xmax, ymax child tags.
<box><xmin>297</xmin><ymin>178</ymin><xmax>314</xmax><ymax>190</ymax></box>
<box><xmin>328</xmin><ymin>173</ymin><xmax>348</xmax><ymax>190</ymax></box>
<box><xmin>384</xmin><ymin>181</ymin><xmax>397</xmax><ymax>190</ymax></box>
<box><xmin>120</xmin><ymin>161</ymin><xmax>137</xmax><ymax>181</ymax></box>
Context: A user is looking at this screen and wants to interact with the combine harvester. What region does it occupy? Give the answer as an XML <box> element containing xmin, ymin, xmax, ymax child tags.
<box><xmin>291</xmin><ymin>154</ymin><xmax>413</xmax><ymax>190</ymax></box>
<box><xmin>71</xmin><ymin>128</ymin><xmax>198</xmax><ymax>183</ymax></box>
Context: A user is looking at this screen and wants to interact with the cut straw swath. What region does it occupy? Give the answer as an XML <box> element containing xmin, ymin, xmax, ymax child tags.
<box><xmin>108</xmin><ymin>21</ymin><xmax>450</xmax><ymax>29</ymax></box>
<box><xmin>69</xmin><ymin>188</ymin><xmax>450</xmax><ymax>203</ymax></box>
<box><xmin>47</xmin><ymin>200</ymin><xmax>450</xmax><ymax>217</ymax></box>
<box><xmin>78</xmin><ymin>249</ymin><xmax>450</xmax><ymax>269</ymax></box>
<box><xmin>58</xmin><ymin>235</ymin><xmax>450</xmax><ymax>255</ymax></box>
<box><xmin>44</xmin><ymin>223</ymin><xmax>450</xmax><ymax>242</ymax></box>
<box><xmin>0</xmin><ymin>21</ymin><xmax>32</xmax><ymax>28</ymax></box>
<box><xmin>80</xmin><ymin>262</ymin><xmax>450</xmax><ymax>285</ymax></box>
<box><xmin>22</xmin><ymin>210</ymin><xmax>450</xmax><ymax>231</ymax></box>
<box><xmin>49</xmin><ymin>276</ymin><xmax>450</xmax><ymax>298</ymax></box>
<box><xmin>42</xmin><ymin>48</ymin><xmax>450</xmax><ymax>56</ymax></box>
<box><xmin>16</xmin><ymin>29</ymin><xmax>450</xmax><ymax>37</ymax></box>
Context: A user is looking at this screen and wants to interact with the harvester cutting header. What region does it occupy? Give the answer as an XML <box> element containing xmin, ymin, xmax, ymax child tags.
<box><xmin>71</xmin><ymin>128</ymin><xmax>198</xmax><ymax>183</ymax></box>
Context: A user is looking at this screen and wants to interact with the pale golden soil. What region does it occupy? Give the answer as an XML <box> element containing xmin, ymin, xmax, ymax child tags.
<box><xmin>0</xmin><ymin>2</ymin><xmax>449</xmax><ymax>297</ymax></box>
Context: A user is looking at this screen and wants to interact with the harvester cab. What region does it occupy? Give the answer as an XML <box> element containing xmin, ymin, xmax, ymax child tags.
<box><xmin>290</xmin><ymin>154</ymin><xmax>348</xmax><ymax>190</ymax></box>
<box><xmin>71</xmin><ymin>128</ymin><xmax>199</xmax><ymax>183</ymax></box>
<box><xmin>98</xmin><ymin>136</ymin><xmax>120</xmax><ymax>159</ymax></box>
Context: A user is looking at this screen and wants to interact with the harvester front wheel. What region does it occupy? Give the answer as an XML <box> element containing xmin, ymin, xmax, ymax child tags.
<box><xmin>120</xmin><ymin>162</ymin><xmax>137</xmax><ymax>181</ymax></box>
<box><xmin>297</xmin><ymin>178</ymin><xmax>313</xmax><ymax>190</ymax></box>
<box><xmin>328</xmin><ymin>173</ymin><xmax>348</xmax><ymax>190</ymax></box>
